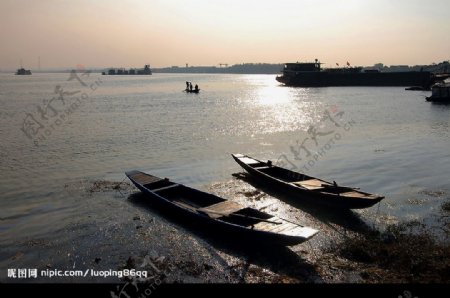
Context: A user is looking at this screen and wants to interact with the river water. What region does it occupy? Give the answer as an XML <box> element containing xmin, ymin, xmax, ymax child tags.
<box><xmin>0</xmin><ymin>72</ymin><xmax>449</xmax><ymax>267</ymax></box>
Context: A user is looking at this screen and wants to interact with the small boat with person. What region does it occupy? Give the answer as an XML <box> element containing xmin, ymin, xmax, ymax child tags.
<box><xmin>232</xmin><ymin>154</ymin><xmax>384</xmax><ymax>209</ymax></box>
<box><xmin>185</xmin><ymin>88</ymin><xmax>200</xmax><ymax>93</ymax></box>
<box><xmin>125</xmin><ymin>170</ymin><xmax>318</xmax><ymax>246</ymax></box>
<box><xmin>184</xmin><ymin>81</ymin><xmax>200</xmax><ymax>93</ymax></box>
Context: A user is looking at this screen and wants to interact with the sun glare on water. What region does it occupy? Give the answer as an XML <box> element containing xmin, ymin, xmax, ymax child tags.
<box><xmin>240</xmin><ymin>75</ymin><xmax>324</xmax><ymax>134</ymax></box>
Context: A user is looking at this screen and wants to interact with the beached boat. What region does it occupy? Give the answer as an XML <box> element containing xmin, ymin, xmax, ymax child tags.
<box><xmin>125</xmin><ymin>170</ymin><xmax>318</xmax><ymax>246</ymax></box>
<box><xmin>232</xmin><ymin>154</ymin><xmax>384</xmax><ymax>209</ymax></box>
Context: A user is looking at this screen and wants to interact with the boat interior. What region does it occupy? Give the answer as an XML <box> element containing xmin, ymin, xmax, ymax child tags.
<box><xmin>244</xmin><ymin>157</ymin><xmax>313</xmax><ymax>182</ymax></box>
<box><xmin>140</xmin><ymin>175</ymin><xmax>274</xmax><ymax>227</ymax></box>
<box><xmin>243</xmin><ymin>157</ymin><xmax>374</xmax><ymax>198</ymax></box>
<box><xmin>128</xmin><ymin>171</ymin><xmax>316</xmax><ymax>236</ymax></box>
<box><xmin>145</xmin><ymin>179</ymin><xmax>223</xmax><ymax>207</ymax></box>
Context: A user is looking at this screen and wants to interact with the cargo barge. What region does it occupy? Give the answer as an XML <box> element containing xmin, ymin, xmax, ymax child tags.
<box><xmin>102</xmin><ymin>64</ymin><xmax>152</xmax><ymax>75</ymax></box>
<box><xmin>276</xmin><ymin>60</ymin><xmax>435</xmax><ymax>88</ymax></box>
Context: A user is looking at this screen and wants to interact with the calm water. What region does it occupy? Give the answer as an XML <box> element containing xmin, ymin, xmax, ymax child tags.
<box><xmin>1</xmin><ymin>72</ymin><xmax>449</xmax><ymax>248</ymax></box>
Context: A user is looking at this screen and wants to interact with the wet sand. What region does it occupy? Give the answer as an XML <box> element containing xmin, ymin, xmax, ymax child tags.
<box><xmin>2</xmin><ymin>173</ymin><xmax>449</xmax><ymax>284</ymax></box>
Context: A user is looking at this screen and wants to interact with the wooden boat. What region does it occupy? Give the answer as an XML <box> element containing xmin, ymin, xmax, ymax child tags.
<box><xmin>126</xmin><ymin>170</ymin><xmax>318</xmax><ymax>246</ymax></box>
<box><xmin>184</xmin><ymin>88</ymin><xmax>200</xmax><ymax>93</ymax></box>
<box><xmin>232</xmin><ymin>154</ymin><xmax>384</xmax><ymax>209</ymax></box>
<box><xmin>405</xmin><ymin>86</ymin><xmax>425</xmax><ymax>91</ymax></box>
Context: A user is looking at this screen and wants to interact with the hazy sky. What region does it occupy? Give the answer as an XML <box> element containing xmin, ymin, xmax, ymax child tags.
<box><xmin>1</xmin><ymin>0</ymin><xmax>449</xmax><ymax>69</ymax></box>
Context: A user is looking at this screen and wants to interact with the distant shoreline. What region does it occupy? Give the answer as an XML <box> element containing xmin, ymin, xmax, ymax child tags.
<box><xmin>1</xmin><ymin>61</ymin><xmax>448</xmax><ymax>75</ymax></box>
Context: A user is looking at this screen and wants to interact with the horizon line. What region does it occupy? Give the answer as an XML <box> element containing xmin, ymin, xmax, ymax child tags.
<box><xmin>1</xmin><ymin>60</ymin><xmax>449</xmax><ymax>72</ymax></box>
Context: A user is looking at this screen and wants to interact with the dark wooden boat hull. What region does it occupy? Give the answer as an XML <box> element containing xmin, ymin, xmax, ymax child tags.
<box><xmin>232</xmin><ymin>154</ymin><xmax>384</xmax><ymax>209</ymax></box>
<box><xmin>185</xmin><ymin>89</ymin><xmax>200</xmax><ymax>93</ymax></box>
<box><xmin>125</xmin><ymin>170</ymin><xmax>317</xmax><ymax>246</ymax></box>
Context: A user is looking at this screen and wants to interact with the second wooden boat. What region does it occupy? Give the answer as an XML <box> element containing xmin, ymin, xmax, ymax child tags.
<box><xmin>232</xmin><ymin>154</ymin><xmax>384</xmax><ymax>209</ymax></box>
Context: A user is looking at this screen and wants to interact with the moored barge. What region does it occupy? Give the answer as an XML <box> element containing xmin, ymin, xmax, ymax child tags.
<box><xmin>276</xmin><ymin>60</ymin><xmax>435</xmax><ymax>88</ymax></box>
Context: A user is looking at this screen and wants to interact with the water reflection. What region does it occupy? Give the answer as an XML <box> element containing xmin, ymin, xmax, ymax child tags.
<box><xmin>242</xmin><ymin>76</ymin><xmax>325</xmax><ymax>134</ymax></box>
<box><xmin>427</xmin><ymin>100</ymin><xmax>450</xmax><ymax>138</ymax></box>
<box><xmin>1</xmin><ymin>73</ymin><xmax>449</xmax><ymax>248</ymax></box>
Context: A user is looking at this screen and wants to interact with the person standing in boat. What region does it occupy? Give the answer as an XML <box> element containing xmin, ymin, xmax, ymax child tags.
<box><xmin>194</xmin><ymin>84</ymin><xmax>199</xmax><ymax>92</ymax></box>
<box><xmin>189</xmin><ymin>82</ymin><xmax>193</xmax><ymax>91</ymax></box>
<box><xmin>186</xmin><ymin>81</ymin><xmax>190</xmax><ymax>90</ymax></box>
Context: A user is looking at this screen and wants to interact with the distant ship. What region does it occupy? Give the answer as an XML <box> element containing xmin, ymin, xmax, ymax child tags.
<box><xmin>102</xmin><ymin>64</ymin><xmax>152</xmax><ymax>75</ymax></box>
<box><xmin>276</xmin><ymin>60</ymin><xmax>435</xmax><ymax>89</ymax></box>
<box><xmin>16</xmin><ymin>68</ymin><xmax>32</xmax><ymax>75</ymax></box>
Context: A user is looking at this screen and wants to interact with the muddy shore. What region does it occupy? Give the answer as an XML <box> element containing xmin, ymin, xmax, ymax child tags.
<box><xmin>2</xmin><ymin>173</ymin><xmax>449</xmax><ymax>284</ymax></box>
